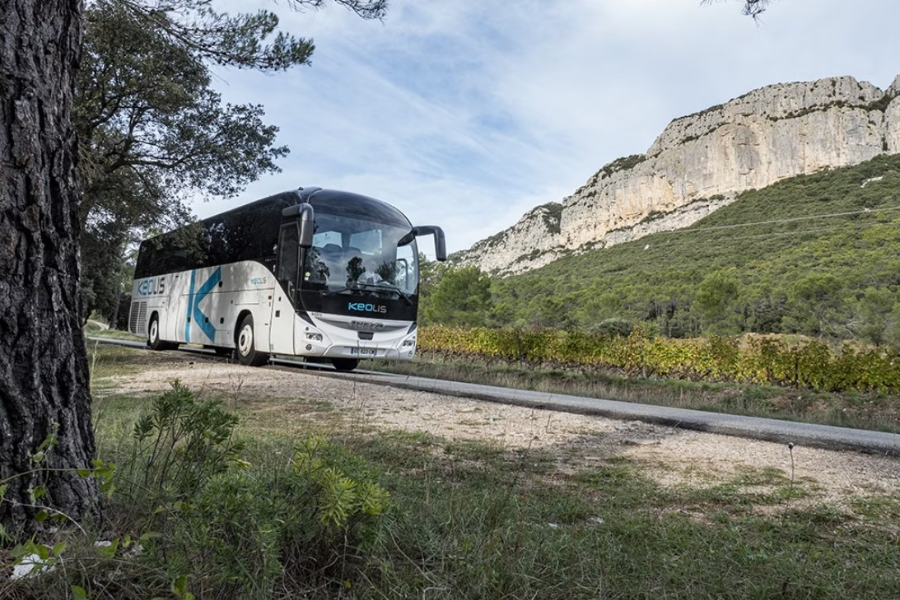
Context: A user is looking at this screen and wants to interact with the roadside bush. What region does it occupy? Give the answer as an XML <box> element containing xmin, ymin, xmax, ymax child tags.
<box><xmin>135</xmin><ymin>434</ymin><xmax>390</xmax><ymax>598</ymax></box>
<box><xmin>156</xmin><ymin>471</ymin><xmax>283</xmax><ymax>599</ymax></box>
<box><xmin>122</xmin><ymin>380</ymin><xmax>245</xmax><ymax>503</ymax></box>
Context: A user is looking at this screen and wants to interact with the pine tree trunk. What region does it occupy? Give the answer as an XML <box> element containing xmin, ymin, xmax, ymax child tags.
<box><xmin>0</xmin><ymin>0</ymin><xmax>99</xmax><ymax>538</ymax></box>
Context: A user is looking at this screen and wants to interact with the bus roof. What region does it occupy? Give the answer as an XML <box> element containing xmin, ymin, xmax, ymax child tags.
<box><xmin>201</xmin><ymin>187</ymin><xmax>413</xmax><ymax>230</ymax></box>
<box><xmin>303</xmin><ymin>188</ymin><xmax>412</xmax><ymax>229</ymax></box>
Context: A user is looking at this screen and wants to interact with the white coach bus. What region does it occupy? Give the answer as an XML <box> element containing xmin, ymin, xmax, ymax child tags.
<box><xmin>128</xmin><ymin>187</ymin><xmax>446</xmax><ymax>371</ymax></box>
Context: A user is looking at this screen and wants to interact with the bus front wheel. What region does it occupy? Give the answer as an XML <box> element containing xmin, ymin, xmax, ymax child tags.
<box><xmin>331</xmin><ymin>358</ymin><xmax>359</xmax><ymax>372</ymax></box>
<box><xmin>236</xmin><ymin>315</ymin><xmax>268</xmax><ymax>367</ymax></box>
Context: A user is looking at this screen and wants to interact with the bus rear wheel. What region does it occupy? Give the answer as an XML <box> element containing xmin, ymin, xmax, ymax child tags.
<box><xmin>331</xmin><ymin>358</ymin><xmax>359</xmax><ymax>372</ymax></box>
<box><xmin>148</xmin><ymin>315</ymin><xmax>166</xmax><ymax>351</ymax></box>
<box><xmin>236</xmin><ymin>315</ymin><xmax>268</xmax><ymax>367</ymax></box>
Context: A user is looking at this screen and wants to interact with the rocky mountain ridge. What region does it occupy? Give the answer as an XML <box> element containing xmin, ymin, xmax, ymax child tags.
<box><xmin>456</xmin><ymin>75</ymin><xmax>900</xmax><ymax>275</ymax></box>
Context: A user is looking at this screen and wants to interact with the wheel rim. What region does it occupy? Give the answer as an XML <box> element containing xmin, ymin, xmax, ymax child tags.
<box><xmin>238</xmin><ymin>324</ymin><xmax>253</xmax><ymax>356</ymax></box>
<box><xmin>149</xmin><ymin>320</ymin><xmax>158</xmax><ymax>343</ymax></box>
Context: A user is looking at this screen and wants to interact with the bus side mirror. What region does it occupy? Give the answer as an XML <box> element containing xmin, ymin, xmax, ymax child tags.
<box><xmin>283</xmin><ymin>202</ymin><xmax>315</xmax><ymax>248</ymax></box>
<box><xmin>299</xmin><ymin>204</ymin><xmax>314</xmax><ymax>248</ymax></box>
<box><xmin>412</xmin><ymin>226</ymin><xmax>447</xmax><ymax>262</ymax></box>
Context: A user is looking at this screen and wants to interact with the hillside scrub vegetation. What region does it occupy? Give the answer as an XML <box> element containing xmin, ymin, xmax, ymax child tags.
<box><xmin>479</xmin><ymin>154</ymin><xmax>900</xmax><ymax>344</ymax></box>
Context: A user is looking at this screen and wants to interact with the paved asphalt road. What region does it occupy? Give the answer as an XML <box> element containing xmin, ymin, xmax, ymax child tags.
<box><xmin>90</xmin><ymin>337</ymin><xmax>900</xmax><ymax>457</ymax></box>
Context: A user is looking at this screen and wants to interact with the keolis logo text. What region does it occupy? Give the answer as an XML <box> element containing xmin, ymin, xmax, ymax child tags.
<box><xmin>137</xmin><ymin>277</ymin><xmax>165</xmax><ymax>296</ymax></box>
<box><xmin>348</xmin><ymin>302</ymin><xmax>387</xmax><ymax>314</ymax></box>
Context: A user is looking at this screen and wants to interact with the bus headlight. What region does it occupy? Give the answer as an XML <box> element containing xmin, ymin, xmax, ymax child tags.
<box><xmin>401</xmin><ymin>337</ymin><xmax>416</xmax><ymax>348</ymax></box>
<box><xmin>305</xmin><ymin>332</ymin><xmax>324</xmax><ymax>342</ymax></box>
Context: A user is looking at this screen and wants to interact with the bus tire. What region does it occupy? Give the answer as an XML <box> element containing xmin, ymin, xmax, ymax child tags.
<box><xmin>236</xmin><ymin>314</ymin><xmax>268</xmax><ymax>367</ymax></box>
<box><xmin>148</xmin><ymin>315</ymin><xmax>166</xmax><ymax>351</ymax></box>
<box><xmin>331</xmin><ymin>358</ymin><xmax>359</xmax><ymax>372</ymax></box>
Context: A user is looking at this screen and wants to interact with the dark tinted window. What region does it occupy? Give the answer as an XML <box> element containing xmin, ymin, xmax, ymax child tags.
<box><xmin>307</xmin><ymin>190</ymin><xmax>411</xmax><ymax>229</ymax></box>
<box><xmin>134</xmin><ymin>199</ymin><xmax>283</xmax><ymax>278</ymax></box>
<box><xmin>277</xmin><ymin>224</ymin><xmax>299</xmax><ymax>282</ymax></box>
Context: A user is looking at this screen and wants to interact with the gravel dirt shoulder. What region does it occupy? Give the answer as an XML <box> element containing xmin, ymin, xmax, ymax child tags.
<box><xmin>98</xmin><ymin>352</ymin><xmax>900</xmax><ymax>508</ymax></box>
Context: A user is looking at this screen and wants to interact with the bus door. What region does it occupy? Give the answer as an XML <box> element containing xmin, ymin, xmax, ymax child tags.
<box><xmin>269</xmin><ymin>222</ymin><xmax>299</xmax><ymax>354</ymax></box>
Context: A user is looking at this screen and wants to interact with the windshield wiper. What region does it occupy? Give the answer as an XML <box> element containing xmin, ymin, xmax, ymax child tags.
<box><xmin>376</xmin><ymin>283</ymin><xmax>413</xmax><ymax>306</ymax></box>
<box><xmin>323</xmin><ymin>282</ymin><xmax>412</xmax><ymax>305</ymax></box>
<box><xmin>323</xmin><ymin>285</ymin><xmax>363</xmax><ymax>297</ymax></box>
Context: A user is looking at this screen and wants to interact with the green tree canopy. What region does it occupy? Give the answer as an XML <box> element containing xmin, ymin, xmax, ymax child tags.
<box><xmin>76</xmin><ymin>0</ymin><xmax>387</xmax><ymax>321</ymax></box>
<box><xmin>787</xmin><ymin>274</ymin><xmax>845</xmax><ymax>336</ymax></box>
<box><xmin>695</xmin><ymin>271</ymin><xmax>741</xmax><ymax>335</ymax></box>
<box><xmin>416</xmin><ymin>253</ymin><xmax>448</xmax><ymax>325</ymax></box>
<box><xmin>425</xmin><ymin>266</ymin><xmax>493</xmax><ymax>327</ymax></box>
<box><xmin>848</xmin><ymin>287</ymin><xmax>898</xmax><ymax>346</ymax></box>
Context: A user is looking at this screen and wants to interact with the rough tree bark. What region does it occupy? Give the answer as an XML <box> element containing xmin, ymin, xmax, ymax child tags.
<box><xmin>0</xmin><ymin>0</ymin><xmax>99</xmax><ymax>537</ymax></box>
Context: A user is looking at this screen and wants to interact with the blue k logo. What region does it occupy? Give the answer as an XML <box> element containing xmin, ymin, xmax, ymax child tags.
<box><xmin>185</xmin><ymin>267</ymin><xmax>222</xmax><ymax>342</ymax></box>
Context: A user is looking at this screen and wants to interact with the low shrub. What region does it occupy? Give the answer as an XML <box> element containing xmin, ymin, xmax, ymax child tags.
<box><xmin>3</xmin><ymin>384</ymin><xmax>391</xmax><ymax>600</ymax></box>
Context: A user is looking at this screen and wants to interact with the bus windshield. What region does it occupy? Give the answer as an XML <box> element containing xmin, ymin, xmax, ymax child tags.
<box><xmin>302</xmin><ymin>212</ymin><xmax>419</xmax><ymax>297</ymax></box>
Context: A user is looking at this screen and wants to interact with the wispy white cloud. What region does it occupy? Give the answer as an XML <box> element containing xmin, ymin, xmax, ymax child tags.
<box><xmin>201</xmin><ymin>0</ymin><xmax>900</xmax><ymax>254</ymax></box>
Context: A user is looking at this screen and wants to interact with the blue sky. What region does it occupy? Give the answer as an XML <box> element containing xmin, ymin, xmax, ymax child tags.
<box><xmin>199</xmin><ymin>0</ymin><xmax>900</xmax><ymax>256</ymax></box>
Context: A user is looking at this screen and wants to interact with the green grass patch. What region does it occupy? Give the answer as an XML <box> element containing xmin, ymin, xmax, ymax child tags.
<box><xmin>87</xmin><ymin>342</ymin><xmax>178</xmax><ymax>385</ymax></box>
<box><xmin>336</xmin><ymin>433</ymin><xmax>900</xmax><ymax>600</ymax></box>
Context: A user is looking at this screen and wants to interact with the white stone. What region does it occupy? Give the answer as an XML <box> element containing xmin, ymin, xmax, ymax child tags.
<box><xmin>10</xmin><ymin>554</ymin><xmax>55</xmax><ymax>581</ymax></box>
<box><xmin>861</xmin><ymin>176</ymin><xmax>884</xmax><ymax>188</ymax></box>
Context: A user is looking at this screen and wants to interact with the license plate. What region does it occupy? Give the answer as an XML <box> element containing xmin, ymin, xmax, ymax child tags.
<box><xmin>350</xmin><ymin>347</ymin><xmax>377</xmax><ymax>357</ymax></box>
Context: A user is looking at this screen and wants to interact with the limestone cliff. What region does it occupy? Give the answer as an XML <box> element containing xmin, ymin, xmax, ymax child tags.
<box><xmin>456</xmin><ymin>75</ymin><xmax>900</xmax><ymax>275</ymax></box>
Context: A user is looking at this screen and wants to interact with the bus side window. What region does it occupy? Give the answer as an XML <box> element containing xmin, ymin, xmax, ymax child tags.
<box><xmin>277</xmin><ymin>224</ymin><xmax>300</xmax><ymax>297</ymax></box>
